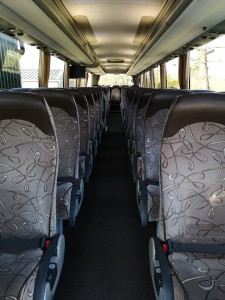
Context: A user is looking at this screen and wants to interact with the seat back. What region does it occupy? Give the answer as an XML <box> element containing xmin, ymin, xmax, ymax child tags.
<box><xmin>159</xmin><ymin>93</ymin><xmax>225</xmax><ymax>244</ymax></box>
<box><xmin>130</xmin><ymin>88</ymin><xmax>156</xmax><ymax>143</ymax></box>
<box><xmin>135</xmin><ymin>90</ymin><xmax>158</xmax><ymax>156</ymax></box>
<box><xmin>79</xmin><ymin>89</ymin><xmax>96</xmax><ymax>142</ymax></box>
<box><xmin>0</xmin><ymin>92</ymin><xmax>58</xmax><ymax>239</ymax></box>
<box><xmin>69</xmin><ymin>90</ymin><xmax>90</xmax><ymax>156</ymax></box>
<box><xmin>32</xmin><ymin>89</ymin><xmax>80</xmax><ymax>181</ymax></box>
<box><xmin>102</xmin><ymin>86</ymin><xmax>111</xmax><ymax>114</ymax></box>
<box><xmin>144</xmin><ymin>90</ymin><xmax>190</xmax><ymax>183</ymax></box>
<box><xmin>90</xmin><ymin>89</ymin><xmax>101</xmax><ymax>134</ymax></box>
<box><xmin>124</xmin><ymin>87</ymin><xmax>140</xmax><ymax>126</ymax></box>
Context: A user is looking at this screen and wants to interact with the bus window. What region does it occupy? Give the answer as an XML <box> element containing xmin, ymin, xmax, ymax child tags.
<box><xmin>20</xmin><ymin>44</ymin><xmax>39</xmax><ymax>88</ymax></box>
<box><xmin>190</xmin><ymin>35</ymin><xmax>225</xmax><ymax>91</ymax></box>
<box><xmin>166</xmin><ymin>57</ymin><xmax>179</xmax><ymax>89</ymax></box>
<box><xmin>0</xmin><ymin>32</ymin><xmax>24</xmax><ymax>89</ymax></box>
<box><xmin>49</xmin><ymin>55</ymin><xmax>64</xmax><ymax>88</ymax></box>
<box><xmin>87</xmin><ymin>72</ymin><xmax>92</xmax><ymax>87</ymax></box>
<box><xmin>98</xmin><ymin>74</ymin><xmax>133</xmax><ymax>86</ymax></box>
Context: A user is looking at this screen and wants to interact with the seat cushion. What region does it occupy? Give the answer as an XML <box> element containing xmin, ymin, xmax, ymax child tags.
<box><xmin>0</xmin><ymin>249</ymin><xmax>43</xmax><ymax>299</ymax></box>
<box><xmin>169</xmin><ymin>252</ymin><xmax>225</xmax><ymax>299</ymax></box>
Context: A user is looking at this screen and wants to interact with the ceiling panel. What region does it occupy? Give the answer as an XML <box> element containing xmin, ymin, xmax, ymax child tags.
<box><xmin>62</xmin><ymin>0</ymin><xmax>165</xmax><ymax>73</ymax></box>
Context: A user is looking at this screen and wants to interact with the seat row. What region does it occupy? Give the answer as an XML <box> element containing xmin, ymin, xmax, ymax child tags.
<box><xmin>0</xmin><ymin>86</ymin><xmax>109</xmax><ymax>299</ymax></box>
<box><xmin>121</xmin><ymin>86</ymin><xmax>225</xmax><ymax>300</ymax></box>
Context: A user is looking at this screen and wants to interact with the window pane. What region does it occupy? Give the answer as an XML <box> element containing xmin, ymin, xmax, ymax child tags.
<box><xmin>166</xmin><ymin>57</ymin><xmax>179</xmax><ymax>89</ymax></box>
<box><xmin>145</xmin><ymin>71</ymin><xmax>150</xmax><ymax>87</ymax></box>
<box><xmin>99</xmin><ymin>74</ymin><xmax>133</xmax><ymax>86</ymax></box>
<box><xmin>153</xmin><ymin>66</ymin><xmax>160</xmax><ymax>88</ymax></box>
<box><xmin>190</xmin><ymin>35</ymin><xmax>225</xmax><ymax>91</ymax></box>
<box><xmin>20</xmin><ymin>44</ymin><xmax>39</xmax><ymax>88</ymax></box>
<box><xmin>0</xmin><ymin>32</ymin><xmax>24</xmax><ymax>89</ymax></box>
<box><xmin>87</xmin><ymin>73</ymin><xmax>92</xmax><ymax>87</ymax></box>
<box><xmin>49</xmin><ymin>55</ymin><xmax>64</xmax><ymax>88</ymax></box>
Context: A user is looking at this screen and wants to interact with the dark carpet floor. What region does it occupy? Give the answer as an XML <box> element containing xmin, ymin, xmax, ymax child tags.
<box><xmin>54</xmin><ymin>101</ymin><xmax>155</xmax><ymax>300</ymax></box>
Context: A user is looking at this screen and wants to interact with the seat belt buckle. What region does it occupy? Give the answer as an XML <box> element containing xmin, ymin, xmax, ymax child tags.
<box><xmin>161</xmin><ymin>242</ymin><xmax>169</xmax><ymax>255</ymax></box>
<box><xmin>45</xmin><ymin>239</ymin><xmax>51</xmax><ymax>250</ymax></box>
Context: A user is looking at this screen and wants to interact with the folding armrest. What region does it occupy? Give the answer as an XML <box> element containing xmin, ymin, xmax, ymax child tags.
<box><xmin>149</xmin><ymin>237</ymin><xmax>174</xmax><ymax>300</ymax></box>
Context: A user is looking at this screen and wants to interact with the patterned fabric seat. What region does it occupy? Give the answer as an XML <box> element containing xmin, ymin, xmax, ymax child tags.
<box><xmin>127</xmin><ymin>89</ymin><xmax>140</xmax><ymax>158</ymax></box>
<box><xmin>97</xmin><ymin>88</ymin><xmax>107</xmax><ymax>134</ymax></box>
<box><xmin>79</xmin><ymin>89</ymin><xmax>97</xmax><ymax>162</ymax></box>
<box><xmin>122</xmin><ymin>87</ymin><xmax>139</xmax><ymax>133</ymax></box>
<box><xmin>0</xmin><ymin>92</ymin><xmax>64</xmax><ymax>299</ymax></box>
<box><xmin>89</xmin><ymin>88</ymin><xmax>102</xmax><ymax>149</ymax></box>
<box><xmin>129</xmin><ymin>88</ymin><xmax>153</xmax><ymax>180</ymax></box>
<box><xmin>102</xmin><ymin>86</ymin><xmax>111</xmax><ymax>115</ymax></box>
<box><xmin>134</xmin><ymin>91</ymin><xmax>152</xmax><ymax>180</ymax></box>
<box><xmin>32</xmin><ymin>89</ymin><xmax>82</xmax><ymax>227</ymax></box>
<box><xmin>68</xmin><ymin>90</ymin><xmax>91</xmax><ymax>183</ymax></box>
<box><xmin>120</xmin><ymin>86</ymin><xmax>128</xmax><ymax>125</ymax></box>
<box><xmin>150</xmin><ymin>92</ymin><xmax>225</xmax><ymax>300</ymax></box>
<box><xmin>141</xmin><ymin>90</ymin><xmax>189</xmax><ymax>225</ymax></box>
<box><xmin>125</xmin><ymin>88</ymin><xmax>140</xmax><ymax>144</ymax></box>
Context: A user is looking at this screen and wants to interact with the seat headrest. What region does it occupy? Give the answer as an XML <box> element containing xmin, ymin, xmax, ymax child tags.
<box><xmin>146</xmin><ymin>90</ymin><xmax>190</xmax><ymax>118</ymax></box>
<box><xmin>0</xmin><ymin>92</ymin><xmax>54</xmax><ymax>135</ymax></box>
<box><xmin>164</xmin><ymin>93</ymin><xmax>225</xmax><ymax>137</ymax></box>
<box><xmin>68</xmin><ymin>90</ymin><xmax>88</xmax><ymax>109</ymax></box>
<box><xmin>32</xmin><ymin>89</ymin><xmax>77</xmax><ymax>118</ymax></box>
<box><xmin>137</xmin><ymin>90</ymin><xmax>160</xmax><ymax>110</ymax></box>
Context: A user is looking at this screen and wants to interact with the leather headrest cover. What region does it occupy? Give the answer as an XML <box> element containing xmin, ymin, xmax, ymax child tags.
<box><xmin>32</xmin><ymin>89</ymin><xmax>77</xmax><ymax>118</ymax></box>
<box><xmin>137</xmin><ymin>90</ymin><xmax>166</xmax><ymax>110</ymax></box>
<box><xmin>146</xmin><ymin>90</ymin><xmax>190</xmax><ymax>118</ymax></box>
<box><xmin>0</xmin><ymin>92</ymin><xmax>54</xmax><ymax>135</ymax></box>
<box><xmin>74</xmin><ymin>89</ymin><xmax>94</xmax><ymax>105</ymax></box>
<box><xmin>67</xmin><ymin>90</ymin><xmax>88</xmax><ymax>109</ymax></box>
<box><xmin>164</xmin><ymin>93</ymin><xmax>225</xmax><ymax>137</ymax></box>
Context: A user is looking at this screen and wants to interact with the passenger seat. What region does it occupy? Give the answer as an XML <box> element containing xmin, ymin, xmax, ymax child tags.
<box><xmin>150</xmin><ymin>92</ymin><xmax>225</xmax><ymax>300</ymax></box>
<box><xmin>0</xmin><ymin>92</ymin><xmax>64</xmax><ymax>300</ymax></box>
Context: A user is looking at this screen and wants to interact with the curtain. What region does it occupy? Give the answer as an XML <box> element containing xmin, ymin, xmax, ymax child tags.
<box><xmin>64</xmin><ymin>62</ymin><xmax>70</xmax><ymax>87</ymax></box>
<box><xmin>149</xmin><ymin>69</ymin><xmax>155</xmax><ymax>88</ymax></box>
<box><xmin>160</xmin><ymin>63</ymin><xmax>166</xmax><ymax>88</ymax></box>
<box><xmin>179</xmin><ymin>53</ymin><xmax>190</xmax><ymax>89</ymax></box>
<box><xmin>39</xmin><ymin>50</ymin><xmax>51</xmax><ymax>87</ymax></box>
<box><xmin>85</xmin><ymin>72</ymin><xmax>89</xmax><ymax>87</ymax></box>
<box><xmin>77</xmin><ymin>79</ymin><xmax>81</xmax><ymax>87</ymax></box>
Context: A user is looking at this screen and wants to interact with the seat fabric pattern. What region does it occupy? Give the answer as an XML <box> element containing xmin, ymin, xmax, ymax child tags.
<box><xmin>0</xmin><ymin>249</ymin><xmax>43</xmax><ymax>299</ymax></box>
<box><xmin>50</xmin><ymin>107</ymin><xmax>80</xmax><ymax>220</ymax></box>
<box><xmin>160</xmin><ymin>122</ymin><xmax>225</xmax><ymax>244</ymax></box>
<box><xmin>84</xmin><ymin>94</ymin><xmax>96</xmax><ymax>141</ymax></box>
<box><xmin>145</xmin><ymin>108</ymin><xmax>168</xmax><ymax>181</ymax></box>
<box><xmin>131</xmin><ymin>92</ymin><xmax>142</xmax><ymax>143</ymax></box>
<box><xmin>147</xmin><ymin>185</ymin><xmax>160</xmax><ymax>221</ymax></box>
<box><xmin>0</xmin><ymin>120</ymin><xmax>57</xmax><ymax>239</ymax></box>
<box><xmin>136</xmin><ymin>106</ymin><xmax>146</xmax><ymax>158</ymax></box>
<box><xmin>51</xmin><ymin>107</ymin><xmax>79</xmax><ymax>180</ymax></box>
<box><xmin>0</xmin><ymin>112</ymin><xmax>58</xmax><ymax>299</ymax></box>
<box><xmin>169</xmin><ymin>252</ymin><xmax>225</xmax><ymax>300</ymax></box>
<box><xmin>145</xmin><ymin>109</ymin><xmax>168</xmax><ymax>221</ymax></box>
<box><xmin>56</xmin><ymin>182</ymin><xmax>73</xmax><ymax>220</ymax></box>
<box><xmin>75</xmin><ymin>98</ymin><xmax>89</xmax><ymax>155</ymax></box>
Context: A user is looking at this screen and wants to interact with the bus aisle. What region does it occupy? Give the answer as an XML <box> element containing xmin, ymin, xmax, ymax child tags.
<box><xmin>54</xmin><ymin>101</ymin><xmax>155</xmax><ymax>300</ymax></box>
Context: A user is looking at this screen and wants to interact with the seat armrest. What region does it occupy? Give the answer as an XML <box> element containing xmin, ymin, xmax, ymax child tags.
<box><xmin>34</xmin><ymin>234</ymin><xmax>63</xmax><ymax>300</ymax></box>
<box><xmin>152</xmin><ymin>237</ymin><xmax>174</xmax><ymax>300</ymax></box>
